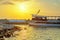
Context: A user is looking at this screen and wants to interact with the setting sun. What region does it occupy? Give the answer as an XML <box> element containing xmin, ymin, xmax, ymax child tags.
<box><xmin>20</xmin><ymin>4</ymin><xmax>26</xmax><ymax>11</ymax></box>
<box><xmin>17</xmin><ymin>3</ymin><xmax>28</xmax><ymax>12</ymax></box>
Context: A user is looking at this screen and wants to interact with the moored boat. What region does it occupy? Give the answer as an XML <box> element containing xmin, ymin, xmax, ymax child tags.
<box><xmin>28</xmin><ymin>10</ymin><xmax>60</xmax><ymax>27</ymax></box>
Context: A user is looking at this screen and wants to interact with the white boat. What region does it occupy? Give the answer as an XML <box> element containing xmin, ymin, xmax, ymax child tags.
<box><xmin>28</xmin><ymin>10</ymin><xmax>60</xmax><ymax>27</ymax></box>
<box><xmin>29</xmin><ymin>15</ymin><xmax>60</xmax><ymax>27</ymax></box>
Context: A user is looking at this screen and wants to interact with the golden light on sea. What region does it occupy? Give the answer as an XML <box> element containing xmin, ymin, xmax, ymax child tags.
<box><xmin>13</xmin><ymin>25</ymin><xmax>34</xmax><ymax>40</ymax></box>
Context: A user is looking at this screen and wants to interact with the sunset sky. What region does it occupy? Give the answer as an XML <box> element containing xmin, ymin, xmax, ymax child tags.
<box><xmin>0</xmin><ymin>0</ymin><xmax>60</xmax><ymax>19</ymax></box>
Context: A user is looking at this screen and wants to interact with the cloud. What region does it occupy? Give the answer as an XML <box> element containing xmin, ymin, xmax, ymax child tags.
<box><xmin>0</xmin><ymin>0</ymin><xmax>60</xmax><ymax>16</ymax></box>
<box><xmin>31</xmin><ymin>0</ymin><xmax>60</xmax><ymax>15</ymax></box>
<box><xmin>13</xmin><ymin>0</ymin><xmax>30</xmax><ymax>2</ymax></box>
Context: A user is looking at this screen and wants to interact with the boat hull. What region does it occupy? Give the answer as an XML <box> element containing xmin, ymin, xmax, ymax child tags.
<box><xmin>29</xmin><ymin>23</ymin><xmax>60</xmax><ymax>27</ymax></box>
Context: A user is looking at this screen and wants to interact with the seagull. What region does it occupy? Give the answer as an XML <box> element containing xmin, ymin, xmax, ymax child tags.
<box><xmin>0</xmin><ymin>0</ymin><xmax>14</xmax><ymax>5</ymax></box>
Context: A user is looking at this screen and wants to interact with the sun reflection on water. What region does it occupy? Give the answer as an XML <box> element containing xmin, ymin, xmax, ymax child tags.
<box><xmin>5</xmin><ymin>25</ymin><xmax>60</xmax><ymax>40</ymax></box>
<box><xmin>12</xmin><ymin>25</ymin><xmax>34</xmax><ymax>40</ymax></box>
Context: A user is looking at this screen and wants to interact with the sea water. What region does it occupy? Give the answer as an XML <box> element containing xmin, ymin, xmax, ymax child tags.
<box><xmin>5</xmin><ymin>25</ymin><xmax>60</xmax><ymax>40</ymax></box>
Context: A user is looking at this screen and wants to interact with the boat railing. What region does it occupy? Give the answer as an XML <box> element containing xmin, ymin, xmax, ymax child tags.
<box><xmin>32</xmin><ymin>16</ymin><xmax>60</xmax><ymax>20</ymax></box>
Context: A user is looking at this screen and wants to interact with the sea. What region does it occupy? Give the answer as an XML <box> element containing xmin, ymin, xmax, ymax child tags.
<box><xmin>5</xmin><ymin>24</ymin><xmax>60</xmax><ymax>40</ymax></box>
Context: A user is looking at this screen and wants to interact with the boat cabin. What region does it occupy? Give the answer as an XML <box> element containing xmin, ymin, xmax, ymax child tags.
<box><xmin>32</xmin><ymin>16</ymin><xmax>47</xmax><ymax>21</ymax></box>
<box><xmin>32</xmin><ymin>14</ymin><xmax>60</xmax><ymax>21</ymax></box>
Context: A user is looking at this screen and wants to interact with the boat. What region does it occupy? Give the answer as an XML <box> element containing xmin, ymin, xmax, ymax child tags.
<box><xmin>28</xmin><ymin>10</ymin><xmax>60</xmax><ymax>27</ymax></box>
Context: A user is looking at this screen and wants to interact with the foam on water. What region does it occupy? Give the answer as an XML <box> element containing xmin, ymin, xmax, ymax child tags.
<box><xmin>5</xmin><ymin>25</ymin><xmax>60</xmax><ymax>40</ymax></box>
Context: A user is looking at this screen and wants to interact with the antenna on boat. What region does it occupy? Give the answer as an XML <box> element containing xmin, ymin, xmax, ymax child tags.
<box><xmin>32</xmin><ymin>9</ymin><xmax>40</xmax><ymax>17</ymax></box>
<box><xmin>36</xmin><ymin>9</ymin><xmax>40</xmax><ymax>15</ymax></box>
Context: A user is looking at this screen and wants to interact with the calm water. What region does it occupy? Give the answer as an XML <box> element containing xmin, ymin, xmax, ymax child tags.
<box><xmin>5</xmin><ymin>25</ymin><xmax>60</xmax><ymax>40</ymax></box>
